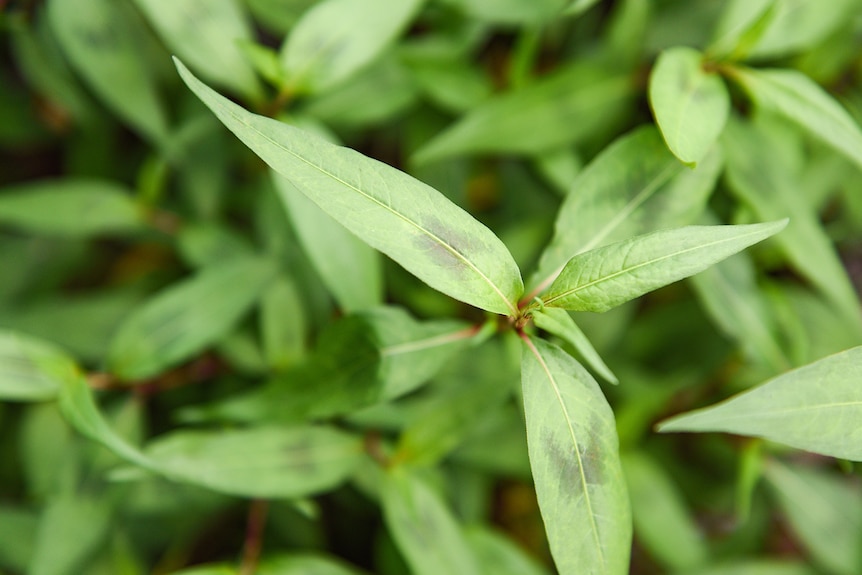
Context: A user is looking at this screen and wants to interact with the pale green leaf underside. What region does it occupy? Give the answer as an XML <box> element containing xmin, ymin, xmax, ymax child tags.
<box><xmin>733</xmin><ymin>66</ymin><xmax>862</xmax><ymax>170</ymax></box>
<box><xmin>382</xmin><ymin>468</ymin><xmax>482</xmax><ymax>575</ymax></box>
<box><xmin>175</xmin><ymin>59</ymin><xmax>523</xmax><ymax>316</ymax></box>
<box><xmin>521</xmin><ymin>337</ymin><xmax>630</xmax><ymax>575</ymax></box>
<box><xmin>649</xmin><ymin>46</ymin><xmax>730</xmax><ymax>165</ymax></box>
<box><xmin>542</xmin><ymin>221</ymin><xmax>787</xmax><ymax>312</ymax></box>
<box><xmin>532</xmin><ymin>308</ymin><xmax>618</xmax><ymax>384</ymax></box>
<box><xmin>658</xmin><ymin>346</ymin><xmax>862</xmax><ymax>461</ymax></box>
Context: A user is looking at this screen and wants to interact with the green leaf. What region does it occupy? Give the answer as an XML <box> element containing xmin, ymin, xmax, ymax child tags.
<box><xmin>0</xmin><ymin>506</ymin><xmax>37</xmax><ymax>572</ymax></box>
<box><xmin>622</xmin><ymin>451</ymin><xmax>708</xmax><ymax>571</ymax></box>
<box><xmin>532</xmin><ymin>307</ymin><xmax>617</xmax><ymax>384</ymax></box>
<box><xmin>175</xmin><ymin>60</ymin><xmax>523</xmax><ymax>316</ymax></box>
<box><xmin>107</xmin><ymin>256</ymin><xmax>277</xmax><ymax>381</ymax></box>
<box><xmin>680</xmin><ymin>561</ymin><xmax>818</xmax><ymax>575</ymax></box>
<box><xmin>747</xmin><ymin>0</ymin><xmax>859</xmax><ymax>58</ymax></box>
<box><xmin>170</xmin><ymin>566</ymin><xmax>236</xmax><ymax>575</ymax></box>
<box><xmin>272</xmin><ymin>172</ymin><xmax>382</xmax><ymax>312</ymax></box>
<box><xmin>47</xmin><ymin>0</ymin><xmax>168</xmax><ymax>143</ymax></box>
<box><xmin>658</xmin><ymin>346</ymin><xmax>862</xmax><ymax>461</ymax></box>
<box><xmin>464</xmin><ymin>525</ymin><xmax>550</xmax><ymax>575</ymax></box>
<box><xmin>413</xmin><ymin>60</ymin><xmax>634</xmax><ymax>164</ymax></box>
<box><xmin>722</xmin><ymin>114</ymin><xmax>862</xmax><ymax>328</ymax></box>
<box><xmin>731</xmin><ymin>66</ymin><xmax>862</xmax><ymax>171</ymax></box>
<box><xmin>381</xmin><ymin>468</ymin><xmax>482</xmax><ymax>575</ymax></box>
<box><xmin>766</xmin><ymin>462</ymin><xmax>862</xmax><ymax>575</ymax></box>
<box><xmin>690</xmin><ymin>244</ymin><xmax>791</xmax><ymax>373</ymax></box>
<box><xmin>520</xmin><ymin>337</ymin><xmax>630</xmax><ymax>575</ymax></box>
<box><xmin>649</xmin><ymin>47</ymin><xmax>730</xmax><ymax>165</ymax></box>
<box><xmin>29</xmin><ymin>494</ymin><xmax>112</xmax><ymax>575</ymax></box>
<box><xmin>0</xmin><ymin>330</ymin><xmax>79</xmax><ymax>401</ymax></box>
<box><xmin>529</xmin><ymin>126</ymin><xmax>721</xmax><ymax>296</ymax></box>
<box><xmin>280</xmin><ymin>0</ymin><xmax>424</xmax><ymax>93</ymax></box>
<box><xmin>707</xmin><ymin>0</ymin><xmax>775</xmax><ymax>60</ymax></box>
<box><xmin>133</xmin><ymin>0</ymin><xmax>260</xmax><ymax>100</ymax></box>
<box><xmin>257</xmin><ymin>553</ymin><xmax>368</xmax><ymax>575</ymax></box>
<box><xmin>445</xmin><ymin>0</ymin><xmax>568</xmax><ymax>24</ymax></box>
<box><xmin>541</xmin><ymin>221</ymin><xmax>786</xmax><ymax>312</ymax></box>
<box><xmin>260</xmin><ymin>274</ymin><xmax>306</xmax><ymax>370</ymax></box>
<box><xmin>135</xmin><ymin>425</ymin><xmax>364</xmax><ymax>499</ymax></box>
<box><xmin>0</xmin><ymin>179</ymin><xmax>143</xmax><ymax>237</ymax></box>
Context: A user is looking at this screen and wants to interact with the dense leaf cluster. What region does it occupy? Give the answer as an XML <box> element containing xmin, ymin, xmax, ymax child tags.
<box><xmin>2</xmin><ymin>1</ymin><xmax>862</xmax><ymax>574</ymax></box>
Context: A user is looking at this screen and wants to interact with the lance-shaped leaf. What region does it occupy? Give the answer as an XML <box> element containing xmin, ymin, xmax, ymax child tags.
<box><xmin>528</xmin><ymin>126</ymin><xmax>722</xmax><ymax>296</ymax></box>
<box><xmin>29</xmin><ymin>494</ymin><xmax>112</xmax><ymax>575</ymax></box>
<box><xmin>0</xmin><ymin>331</ymin><xmax>80</xmax><ymax>401</ymax></box>
<box><xmin>175</xmin><ymin>60</ymin><xmax>523</xmax><ymax>316</ymax></box>
<box><xmin>520</xmin><ymin>336</ymin><xmax>630</xmax><ymax>575</ymax></box>
<box><xmin>658</xmin><ymin>346</ymin><xmax>862</xmax><ymax>461</ymax></box>
<box><xmin>540</xmin><ymin>221</ymin><xmax>786</xmax><ymax>312</ymax></box>
<box><xmin>649</xmin><ymin>47</ymin><xmax>730</xmax><ymax>165</ymax></box>
<box><xmin>413</xmin><ymin>60</ymin><xmax>633</xmax><ymax>164</ymax></box>
<box><xmin>133</xmin><ymin>0</ymin><xmax>261</xmax><ymax>99</ymax></box>
<box><xmin>0</xmin><ymin>179</ymin><xmax>144</xmax><ymax>237</ymax></box>
<box><xmin>107</xmin><ymin>256</ymin><xmax>277</xmax><ymax>381</ymax></box>
<box><xmin>730</xmin><ymin>66</ymin><xmax>862</xmax><ymax>170</ymax></box>
<box><xmin>532</xmin><ymin>308</ymin><xmax>617</xmax><ymax>384</ymax></box>
<box><xmin>464</xmin><ymin>525</ymin><xmax>551</xmax><ymax>575</ymax></box>
<box><xmin>134</xmin><ymin>425</ymin><xmax>364</xmax><ymax>499</ymax></box>
<box><xmin>280</xmin><ymin>0</ymin><xmax>424</xmax><ymax>94</ymax></box>
<box><xmin>48</xmin><ymin>0</ymin><xmax>168</xmax><ymax>143</ymax></box>
<box><xmin>257</xmin><ymin>553</ymin><xmax>368</xmax><ymax>575</ymax></box>
<box><xmin>765</xmin><ymin>462</ymin><xmax>862</xmax><ymax>575</ymax></box>
<box><xmin>381</xmin><ymin>467</ymin><xmax>482</xmax><ymax>575</ymax></box>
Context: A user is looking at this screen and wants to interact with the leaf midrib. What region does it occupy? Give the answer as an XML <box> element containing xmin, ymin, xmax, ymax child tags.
<box><xmin>215</xmin><ymin>96</ymin><xmax>518</xmax><ymax>316</ymax></box>
<box><xmin>543</xmin><ymin>227</ymin><xmax>766</xmax><ymax>306</ymax></box>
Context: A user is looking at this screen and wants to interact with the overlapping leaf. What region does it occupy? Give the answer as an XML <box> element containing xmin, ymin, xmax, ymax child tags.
<box><xmin>176</xmin><ymin>60</ymin><xmax>523</xmax><ymax>316</ymax></box>
<box><xmin>0</xmin><ymin>331</ymin><xmax>79</xmax><ymax>402</ymax></box>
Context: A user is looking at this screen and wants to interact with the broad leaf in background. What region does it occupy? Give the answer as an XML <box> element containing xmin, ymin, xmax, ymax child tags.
<box><xmin>0</xmin><ymin>179</ymin><xmax>143</xmax><ymax>237</ymax></box>
<box><xmin>658</xmin><ymin>346</ymin><xmax>862</xmax><ymax>461</ymax></box>
<box><xmin>133</xmin><ymin>0</ymin><xmax>261</xmax><ymax>100</ymax></box>
<box><xmin>747</xmin><ymin>0</ymin><xmax>859</xmax><ymax>59</ymax></box>
<box><xmin>28</xmin><ymin>494</ymin><xmax>112</xmax><ymax>575</ymax></box>
<box><xmin>133</xmin><ymin>425</ymin><xmax>363</xmax><ymax>499</ymax></box>
<box><xmin>707</xmin><ymin>0</ymin><xmax>774</xmax><ymax>59</ymax></box>
<box><xmin>47</xmin><ymin>0</ymin><xmax>169</xmax><ymax>143</ymax></box>
<box><xmin>681</xmin><ymin>562</ymin><xmax>818</xmax><ymax>575</ymax></box>
<box><xmin>0</xmin><ymin>331</ymin><xmax>79</xmax><ymax>401</ymax></box>
<box><xmin>413</xmin><ymin>60</ymin><xmax>633</xmax><ymax>164</ymax></box>
<box><xmin>766</xmin><ymin>462</ymin><xmax>862</xmax><ymax>575</ymax></box>
<box><xmin>532</xmin><ymin>307</ymin><xmax>617</xmax><ymax>384</ymax></box>
<box><xmin>176</xmin><ymin>60</ymin><xmax>523</xmax><ymax>316</ymax></box>
<box><xmin>272</xmin><ymin>172</ymin><xmax>382</xmax><ymax>312</ymax></box>
<box><xmin>381</xmin><ymin>468</ymin><xmax>482</xmax><ymax>575</ymax></box>
<box><xmin>444</xmin><ymin>0</ymin><xmax>568</xmax><ymax>25</ymax></box>
<box><xmin>622</xmin><ymin>451</ymin><xmax>708</xmax><ymax>572</ymax></box>
<box><xmin>520</xmin><ymin>337</ymin><xmax>630</xmax><ymax>575</ymax></box>
<box><xmin>280</xmin><ymin>0</ymin><xmax>424</xmax><ymax>93</ymax></box>
<box><xmin>260</xmin><ymin>274</ymin><xmax>306</xmax><ymax>370</ymax></box>
<box><xmin>690</xmin><ymin>251</ymin><xmax>791</xmax><ymax>373</ymax></box>
<box><xmin>107</xmin><ymin>256</ymin><xmax>277</xmax><ymax>381</ymax></box>
<box><xmin>731</xmin><ymin>66</ymin><xmax>862</xmax><ymax>170</ymax></box>
<box><xmin>540</xmin><ymin>221</ymin><xmax>786</xmax><ymax>312</ymax></box>
<box><xmin>649</xmin><ymin>47</ymin><xmax>729</xmax><ymax>165</ymax></box>
<box><xmin>528</xmin><ymin>126</ymin><xmax>722</xmax><ymax>295</ymax></box>
<box><xmin>464</xmin><ymin>525</ymin><xmax>550</xmax><ymax>575</ymax></box>
<box><xmin>722</xmin><ymin>115</ymin><xmax>862</xmax><ymax>329</ymax></box>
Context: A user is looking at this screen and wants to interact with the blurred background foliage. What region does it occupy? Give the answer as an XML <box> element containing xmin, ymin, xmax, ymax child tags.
<box><xmin>1</xmin><ymin>0</ymin><xmax>862</xmax><ymax>574</ymax></box>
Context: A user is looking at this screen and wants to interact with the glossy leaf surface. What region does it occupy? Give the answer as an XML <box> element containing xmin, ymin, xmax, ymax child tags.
<box><xmin>107</xmin><ymin>256</ymin><xmax>277</xmax><ymax>381</ymax></box>
<box><xmin>521</xmin><ymin>337</ymin><xmax>630</xmax><ymax>575</ymax></box>
<box><xmin>649</xmin><ymin>47</ymin><xmax>729</xmax><ymax>164</ymax></box>
<box><xmin>542</xmin><ymin>221</ymin><xmax>786</xmax><ymax>312</ymax></box>
<box><xmin>176</xmin><ymin>60</ymin><xmax>523</xmax><ymax>316</ymax></box>
<box><xmin>659</xmin><ymin>346</ymin><xmax>862</xmax><ymax>460</ymax></box>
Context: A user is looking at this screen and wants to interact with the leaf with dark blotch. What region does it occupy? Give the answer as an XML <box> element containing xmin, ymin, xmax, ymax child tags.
<box><xmin>521</xmin><ymin>337</ymin><xmax>630</xmax><ymax>575</ymax></box>
<box><xmin>175</xmin><ymin>59</ymin><xmax>523</xmax><ymax>316</ymax></box>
